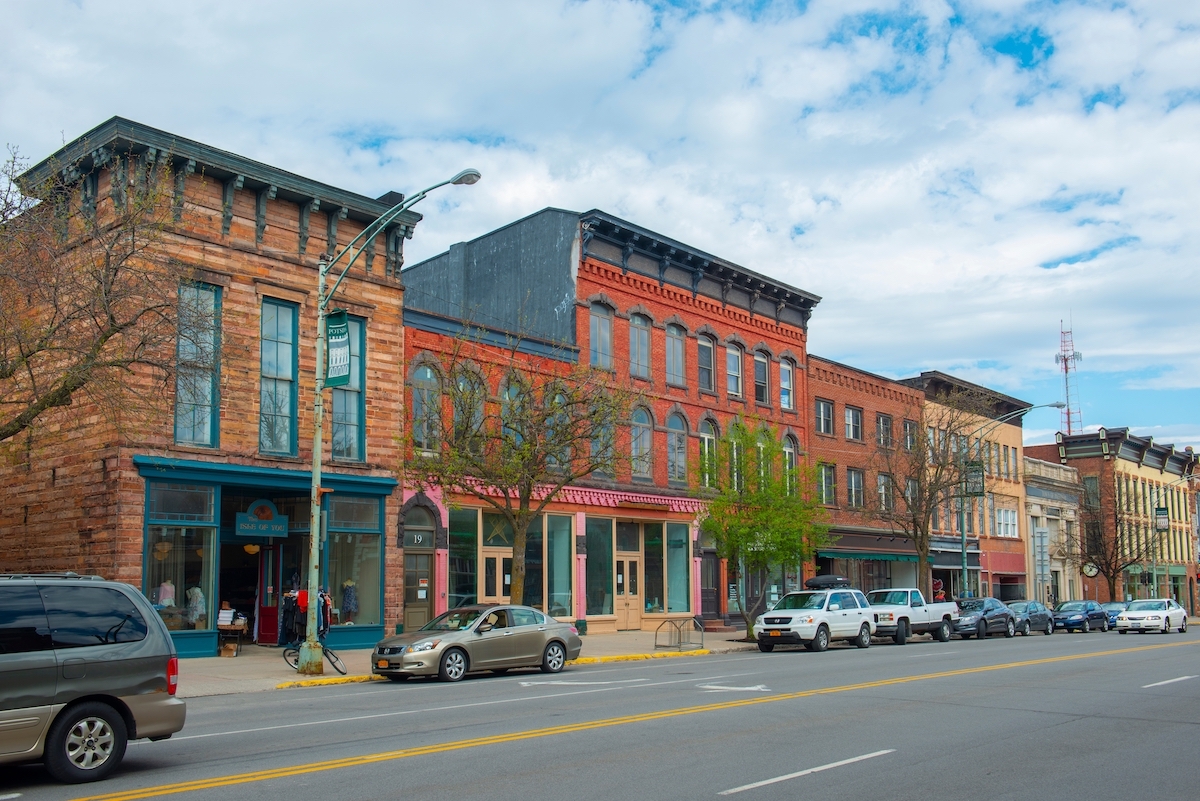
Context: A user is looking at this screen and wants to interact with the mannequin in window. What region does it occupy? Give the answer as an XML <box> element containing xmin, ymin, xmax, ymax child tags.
<box><xmin>186</xmin><ymin>586</ymin><xmax>206</xmax><ymax>627</ymax></box>
<box><xmin>341</xmin><ymin>579</ymin><xmax>358</xmax><ymax>624</ymax></box>
<box><xmin>157</xmin><ymin>579</ymin><xmax>176</xmax><ymax>607</ymax></box>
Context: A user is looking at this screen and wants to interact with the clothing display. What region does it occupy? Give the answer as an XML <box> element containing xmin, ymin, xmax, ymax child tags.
<box><xmin>341</xmin><ymin>582</ymin><xmax>358</xmax><ymax>615</ymax></box>
<box><xmin>185</xmin><ymin>586</ymin><xmax>206</xmax><ymax>625</ymax></box>
<box><xmin>278</xmin><ymin>591</ymin><xmax>333</xmax><ymax>646</ymax></box>
<box><xmin>157</xmin><ymin>580</ymin><xmax>176</xmax><ymax>606</ymax></box>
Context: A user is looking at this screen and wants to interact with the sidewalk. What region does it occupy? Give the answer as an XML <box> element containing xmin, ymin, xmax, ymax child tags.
<box><xmin>177</xmin><ymin>629</ymin><xmax>755</xmax><ymax>698</ymax></box>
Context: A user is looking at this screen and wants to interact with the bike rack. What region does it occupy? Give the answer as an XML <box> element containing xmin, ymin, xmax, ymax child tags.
<box><xmin>654</xmin><ymin>618</ymin><xmax>705</xmax><ymax>651</ymax></box>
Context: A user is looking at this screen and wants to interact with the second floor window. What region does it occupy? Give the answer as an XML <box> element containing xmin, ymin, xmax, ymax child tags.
<box><xmin>411</xmin><ymin>365</ymin><xmax>439</xmax><ymax>452</ymax></box>
<box><xmin>753</xmin><ymin>352</ymin><xmax>769</xmax><ymax>404</ymax></box>
<box><xmin>589</xmin><ymin>304</ymin><xmax>612</xmax><ymax>369</ymax></box>
<box><xmin>783</xmin><ymin>436</ymin><xmax>798</xmax><ymax>494</ymax></box>
<box><xmin>903</xmin><ymin>419</ymin><xmax>917</xmax><ymax>451</ymax></box>
<box><xmin>845</xmin><ymin>407</ymin><xmax>863</xmax><ymax>441</ymax></box>
<box><xmin>667</xmin><ymin>414</ymin><xmax>687</xmax><ymax>483</ymax></box>
<box><xmin>780</xmin><ymin>360</ymin><xmax>794</xmax><ymax>410</ymax></box>
<box><xmin>630</xmin><ymin>314</ymin><xmax>651</xmax><ymax>379</ymax></box>
<box><xmin>175</xmin><ymin>283</ymin><xmax>220</xmax><ymax>447</ymax></box>
<box><xmin>847</xmin><ymin>468</ymin><xmax>864</xmax><ymax>507</ymax></box>
<box><xmin>726</xmin><ymin>346</ymin><xmax>743</xmax><ymax>398</ymax></box>
<box><xmin>259</xmin><ymin>299</ymin><xmax>297</xmax><ymax>455</ymax></box>
<box><xmin>818</xmin><ymin>464</ymin><xmax>837</xmax><ymax>505</ymax></box>
<box><xmin>815</xmin><ymin>399</ymin><xmax>834</xmax><ymax>435</ymax></box>
<box><xmin>666</xmin><ymin>324</ymin><xmax>686</xmax><ymax>386</ymax></box>
<box><xmin>876</xmin><ymin>414</ymin><xmax>893</xmax><ymax>448</ymax></box>
<box><xmin>878</xmin><ymin>474</ymin><xmax>894</xmax><ymax>511</ymax></box>
<box><xmin>698</xmin><ymin>336</ymin><xmax>715</xmax><ymax>392</ymax></box>
<box><xmin>699</xmin><ymin>420</ymin><xmax>716</xmax><ymax>487</ymax></box>
<box><xmin>631</xmin><ymin>408</ymin><xmax>652</xmax><ymax>478</ymax></box>
<box><xmin>331</xmin><ymin>318</ymin><xmax>365</xmax><ymax>460</ymax></box>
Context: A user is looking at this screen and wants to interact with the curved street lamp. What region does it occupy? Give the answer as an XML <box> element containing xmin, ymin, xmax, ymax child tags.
<box><xmin>299</xmin><ymin>169</ymin><xmax>482</xmax><ymax>674</ymax></box>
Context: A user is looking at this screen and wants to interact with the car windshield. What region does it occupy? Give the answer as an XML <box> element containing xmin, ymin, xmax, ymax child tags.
<box><xmin>958</xmin><ymin>599</ymin><xmax>985</xmax><ymax>612</ymax></box>
<box><xmin>772</xmin><ymin>592</ymin><xmax>827</xmax><ymax>611</ymax></box>
<box><xmin>1055</xmin><ymin>602</ymin><xmax>1086</xmax><ymax>612</ymax></box>
<box><xmin>1008</xmin><ymin>602</ymin><xmax>1029</xmax><ymax>613</ymax></box>
<box><xmin>1126</xmin><ymin>600</ymin><xmax>1166</xmax><ymax>611</ymax></box>
<box><xmin>421</xmin><ymin>608</ymin><xmax>483</xmax><ymax>631</ymax></box>
<box><xmin>1102</xmin><ymin>602</ymin><xmax>1127</xmax><ymax>612</ymax></box>
<box><xmin>867</xmin><ymin>590</ymin><xmax>911</xmax><ymax>606</ymax></box>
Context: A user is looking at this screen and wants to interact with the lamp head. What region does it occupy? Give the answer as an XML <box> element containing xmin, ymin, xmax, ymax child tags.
<box><xmin>451</xmin><ymin>169</ymin><xmax>482</xmax><ymax>186</ymax></box>
<box><xmin>1049</xmin><ymin>402</ymin><xmax>1067</xmax><ymax>409</ymax></box>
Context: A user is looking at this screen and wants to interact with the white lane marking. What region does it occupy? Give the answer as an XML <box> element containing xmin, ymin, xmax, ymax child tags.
<box><xmin>719</xmin><ymin>750</ymin><xmax>896</xmax><ymax>795</ymax></box>
<box><xmin>518</xmin><ymin>679</ymin><xmax>647</xmax><ymax>687</ymax></box>
<box><xmin>1142</xmin><ymin>675</ymin><xmax>1198</xmax><ymax>689</ymax></box>
<box><xmin>697</xmin><ymin>684</ymin><xmax>770</xmax><ymax>693</ymax></box>
<box><xmin>0</xmin><ymin>793</ymin><xmax>24</xmax><ymax>799</ymax></box>
<box><xmin>133</xmin><ymin>686</ymin><xmax>623</xmax><ymax>743</ymax></box>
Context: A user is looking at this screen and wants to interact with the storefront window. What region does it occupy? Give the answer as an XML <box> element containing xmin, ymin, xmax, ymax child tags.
<box><xmin>547</xmin><ymin>515</ymin><xmax>572</xmax><ymax>618</ymax></box>
<box><xmin>525</xmin><ymin>522</ymin><xmax>544</xmax><ymax>610</ymax></box>
<box><xmin>146</xmin><ymin>526</ymin><xmax>215</xmax><ymax>631</ymax></box>
<box><xmin>644</xmin><ymin>523</ymin><xmax>664</xmax><ymax>613</ymax></box>
<box><xmin>149</xmin><ymin>483</ymin><xmax>214</xmax><ymax>522</ymax></box>
<box><xmin>586</xmin><ymin>517</ymin><xmax>614</xmax><ymax>615</ymax></box>
<box><xmin>328</xmin><ymin>532</ymin><xmax>380</xmax><ymax>626</ymax></box>
<box><xmin>449</xmin><ymin>509</ymin><xmax>478</xmax><ymax>609</ymax></box>
<box><xmin>666</xmin><ymin>523</ymin><xmax>690</xmax><ymax>613</ymax></box>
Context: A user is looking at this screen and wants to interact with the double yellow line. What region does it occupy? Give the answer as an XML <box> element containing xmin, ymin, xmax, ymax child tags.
<box><xmin>75</xmin><ymin>639</ymin><xmax>1196</xmax><ymax>801</ymax></box>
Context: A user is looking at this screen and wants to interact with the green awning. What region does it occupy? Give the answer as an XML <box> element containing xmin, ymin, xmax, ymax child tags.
<box><xmin>818</xmin><ymin>549</ymin><xmax>925</xmax><ymax>563</ymax></box>
<box><xmin>1168</xmin><ymin>565</ymin><xmax>1187</xmax><ymax>576</ymax></box>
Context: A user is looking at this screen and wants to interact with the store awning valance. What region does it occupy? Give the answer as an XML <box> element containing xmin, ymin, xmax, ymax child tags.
<box><xmin>818</xmin><ymin>550</ymin><xmax>929</xmax><ymax>563</ymax></box>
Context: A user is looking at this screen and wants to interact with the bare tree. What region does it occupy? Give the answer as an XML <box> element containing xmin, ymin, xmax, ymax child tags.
<box><xmin>401</xmin><ymin>330</ymin><xmax>637</xmax><ymax>606</ymax></box>
<box><xmin>1072</xmin><ymin>476</ymin><xmax>1163</xmax><ymax>603</ymax></box>
<box><xmin>0</xmin><ymin>147</ymin><xmax>186</xmax><ymax>445</ymax></box>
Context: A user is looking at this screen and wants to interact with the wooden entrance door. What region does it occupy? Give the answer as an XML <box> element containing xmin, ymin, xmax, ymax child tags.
<box><xmin>701</xmin><ymin>551</ymin><xmax>719</xmax><ymax>618</ymax></box>
<box><xmin>615</xmin><ymin>557</ymin><xmax>642</xmax><ymax>631</ymax></box>
<box><xmin>404</xmin><ymin>552</ymin><xmax>434</xmax><ymax>631</ymax></box>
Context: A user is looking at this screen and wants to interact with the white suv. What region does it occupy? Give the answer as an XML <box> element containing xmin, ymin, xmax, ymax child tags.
<box><xmin>755</xmin><ymin>587</ymin><xmax>875</xmax><ymax>652</ymax></box>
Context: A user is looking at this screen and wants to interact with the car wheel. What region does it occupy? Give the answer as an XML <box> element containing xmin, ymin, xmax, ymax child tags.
<box><xmin>1004</xmin><ymin>619</ymin><xmax>1015</xmax><ymax>638</ymax></box>
<box><xmin>855</xmin><ymin>623</ymin><xmax>871</xmax><ymax>649</ymax></box>
<box><xmin>541</xmin><ymin>641</ymin><xmax>567</xmax><ymax>674</ymax></box>
<box><xmin>386</xmin><ymin>675</ymin><xmax>408</xmax><ymax>682</ymax></box>
<box><xmin>935</xmin><ymin>619</ymin><xmax>951</xmax><ymax>642</ymax></box>
<box><xmin>1162</xmin><ymin>619</ymin><xmax>1170</xmax><ymax>634</ymax></box>
<box><xmin>758</xmin><ymin>641</ymin><xmax>775</xmax><ymax>653</ymax></box>
<box><xmin>1020</xmin><ymin>620</ymin><xmax>1031</xmax><ymax>636</ymax></box>
<box><xmin>1081</xmin><ymin>619</ymin><xmax>1090</xmax><ymax>633</ymax></box>
<box><xmin>44</xmin><ymin>702</ymin><xmax>128</xmax><ymax>784</ymax></box>
<box><xmin>1044</xmin><ymin>619</ymin><xmax>1053</xmax><ymax>635</ymax></box>
<box><xmin>977</xmin><ymin>620</ymin><xmax>988</xmax><ymax>639</ymax></box>
<box><xmin>439</xmin><ymin>648</ymin><xmax>468</xmax><ymax>682</ymax></box>
<box><xmin>811</xmin><ymin>625</ymin><xmax>830</xmax><ymax>652</ymax></box>
<box><xmin>1100</xmin><ymin>619</ymin><xmax>1109</xmax><ymax>632</ymax></box>
<box><xmin>893</xmin><ymin>620</ymin><xmax>908</xmax><ymax>645</ymax></box>
<box><xmin>1180</xmin><ymin>617</ymin><xmax>1188</xmax><ymax>634</ymax></box>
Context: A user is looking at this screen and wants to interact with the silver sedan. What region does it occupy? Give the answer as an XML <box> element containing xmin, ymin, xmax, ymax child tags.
<box><xmin>371</xmin><ymin>604</ymin><xmax>583</xmax><ymax>682</ymax></box>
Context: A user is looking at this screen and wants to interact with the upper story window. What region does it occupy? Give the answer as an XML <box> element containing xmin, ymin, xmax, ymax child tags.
<box><xmin>631</xmin><ymin>408</ymin><xmax>652</xmax><ymax>479</ymax></box>
<box><xmin>453</xmin><ymin>371</ymin><xmax>485</xmax><ymax>454</ymax></box>
<box><xmin>783</xmin><ymin>435</ymin><xmax>798</xmax><ymax>494</ymax></box>
<box><xmin>753</xmin><ymin>352</ymin><xmax>769</xmax><ymax>405</ymax></box>
<box><xmin>699</xmin><ymin>420</ymin><xmax>717</xmax><ymax>488</ymax></box>
<box><xmin>876</xmin><ymin>414</ymin><xmax>893</xmax><ymax>448</ymax></box>
<box><xmin>878</xmin><ymin>474</ymin><xmax>894</xmax><ymax>511</ymax></box>
<box><xmin>779</xmin><ymin>360</ymin><xmax>794</xmax><ymax>410</ymax></box>
<box><xmin>589</xmin><ymin>304</ymin><xmax>612</xmax><ymax>369</ymax></box>
<box><xmin>175</xmin><ymin>283</ymin><xmax>221</xmax><ymax>447</ymax></box>
<box><xmin>818</xmin><ymin>464</ymin><xmax>837</xmax><ymax>505</ymax></box>
<box><xmin>726</xmin><ymin>345</ymin><xmax>743</xmax><ymax>398</ymax></box>
<box><xmin>697</xmin><ymin>336</ymin><xmax>715</xmax><ymax>392</ymax></box>
<box><xmin>630</xmin><ymin>314</ymin><xmax>651</xmax><ymax>379</ymax></box>
<box><xmin>259</xmin><ymin>298</ymin><xmax>297</xmax><ymax>455</ymax></box>
<box><xmin>903</xmin><ymin>420</ymin><xmax>917</xmax><ymax>451</ymax></box>
<box><xmin>411</xmin><ymin>364</ymin><xmax>440</xmax><ymax>452</ymax></box>
<box><xmin>815</xmin><ymin>399</ymin><xmax>834</xmax><ymax>435</ymax></box>
<box><xmin>665</xmin><ymin>324</ymin><xmax>686</xmax><ymax>386</ymax></box>
<box><xmin>846</xmin><ymin>468</ymin><xmax>865</xmax><ymax>507</ymax></box>
<box><xmin>667</xmin><ymin>414</ymin><xmax>687</xmax><ymax>484</ymax></box>
<box><xmin>332</xmin><ymin>317</ymin><xmax>365</xmax><ymax>461</ymax></box>
<box><xmin>845</xmin><ymin>406</ymin><xmax>863</xmax><ymax>441</ymax></box>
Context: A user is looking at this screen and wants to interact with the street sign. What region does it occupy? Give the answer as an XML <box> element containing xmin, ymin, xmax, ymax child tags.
<box><xmin>325</xmin><ymin>310</ymin><xmax>350</xmax><ymax>387</ymax></box>
<box><xmin>1154</xmin><ymin>507</ymin><xmax>1170</xmax><ymax>532</ymax></box>
<box><xmin>961</xmin><ymin>461</ymin><xmax>985</xmax><ymax>497</ymax></box>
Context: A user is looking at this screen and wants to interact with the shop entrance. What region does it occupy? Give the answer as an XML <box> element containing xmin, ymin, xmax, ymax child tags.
<box><xmin>480</xmin><ymin>548</ymin><xmax>512</xmax><ymax>603</ymax></box>
<box><xmin>615</xmin><ymin>557</ymin><xmax>642</xmax><ymax>630</ymax></box>
<box><xmin>700</xmin><ymin>551</ymin><xmax>719</xmax><ymax>618</ymax></box>
<box><xmin>218</xmin><ymin>543</ymin><xmax>258</xmax><ymax>639</ymax></box>
<box><xmin>404</xmin><ymin>553</ymin><xmax>434</xmax><ymax>631</ymax></box>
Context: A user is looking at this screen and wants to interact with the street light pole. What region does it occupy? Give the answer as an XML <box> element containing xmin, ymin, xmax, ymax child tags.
<box><xmin>297</xmin><ymin>168</ymin><xmax>481</xmax><ymax>674</ymax></box>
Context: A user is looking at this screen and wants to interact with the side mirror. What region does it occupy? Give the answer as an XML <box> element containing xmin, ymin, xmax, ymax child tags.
<box><xmin>912</xmin><ymin>599</ymin><xmax>924</xmax><ymax>608</ymax></box>
<box><xmin>476</xmin><ymin>623</ymin><xmax>493</xmax><ymax>633</ymax></box>
<box><xmin>829</xmin><ymin>604</ymin><xmax>841</xmax><ymax>611</ymax></box>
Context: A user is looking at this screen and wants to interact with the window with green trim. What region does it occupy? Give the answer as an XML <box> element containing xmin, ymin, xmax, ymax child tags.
<box><xmin>175</xmin><ymin>283</ymin><xmax>221</xmax><ymax>447</ymax></box>
<box><xmin>260</xmin><ymin>299</ymin><xmax>297</xmax><ymax>455</ymax></box>
<box><xmin>332</xmin><ymin>318</ymin><xmax>365</xmax><ymax>461</ymax></box>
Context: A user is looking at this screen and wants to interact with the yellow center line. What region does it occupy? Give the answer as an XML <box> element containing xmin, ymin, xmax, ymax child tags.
<box><xmin>74</xmin><ymin>639</ymin><xmax>1197</xmax><ymax>801</ymax></box>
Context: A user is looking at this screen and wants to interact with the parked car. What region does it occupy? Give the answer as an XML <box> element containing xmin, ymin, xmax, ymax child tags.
<box><xmin>371</xmin><ymin>604</ymin><xmax>582</xmax><ymax>682</ymax></box>
<box><xmin>1114</xmin><ymin>599</ymin><xmax>1189</xmax><ymax>634</ymax></box>
<box><xmin>1101</xmin><ymin>601</ymin><xmax>1129</xmax><ymax>628</ymax></box>
<box><xmin>1052</xmin><ymin>600</ymin><xmax>1109</xmax><ymax>632</ymax></box>
<box><xmin>1006</xmin><ymin>600</ymin><xmax>1053</xmax><ymax>636</ymax></box>
<box><xmin>0</xmin><ymin>573</ymin><xmax>186</xmax><ymax>784</ymax></box>
<box><xmin>953</xmin><ymin>597</ymin><xmax>1016</xmax><ymax>639</ymax></box>
<box><xmin>865</xmin><ymin>588</ymin><xmax>958</xmax><ymax>644</ymax></box>
<box><xmin>755</xmin><ymin>579</ymin><xmax>875</xmax><ymax>653</ymax></box>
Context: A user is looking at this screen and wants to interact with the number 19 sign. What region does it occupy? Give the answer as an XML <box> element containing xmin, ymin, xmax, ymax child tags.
<box><xmin>325</xmin><ymin>310</ymin><xmax>350</xmax><ymax>388</ymax></box>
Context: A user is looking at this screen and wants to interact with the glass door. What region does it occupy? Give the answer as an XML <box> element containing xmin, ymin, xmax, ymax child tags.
<box><xmin>615</xmin><ymin>558</ymin><xmax>642</xmax><ymax>630</ymax></box>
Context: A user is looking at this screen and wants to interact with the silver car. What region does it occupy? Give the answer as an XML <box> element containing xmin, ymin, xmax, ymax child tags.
<box><xmin>372</xmin><ymin>604</ymin><xmax>583</xmax><ymax>682</ymax></box>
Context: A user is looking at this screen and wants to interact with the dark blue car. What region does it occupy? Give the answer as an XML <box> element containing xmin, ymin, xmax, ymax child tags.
<box><xmin>1102</xmin><ymin>601</ymin><xmax>1128</xmax><ymax>628</ymax></box>
<box><xmin>1052</xmin><ymin>600</ymin><xmax>1108</xmax><ymax>632</ymax></box>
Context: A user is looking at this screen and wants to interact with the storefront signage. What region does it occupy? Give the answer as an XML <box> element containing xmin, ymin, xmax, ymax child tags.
<box><xmin>1154</xmin><ymin>507</ymin><xmax>1170</xmax><ymax>532</ymax></box>
<box><xmin>961</xmin><ymin>461</ymin><xmax>985</xmax><ymax>496</ymax></box>
<box><xmin>236</xmin><ymin>499</ymin><xmax>289</xmax><ymax>537</ymax></box>
<box><xmin>325</xmin><ymin>310</ymin><xmax>351</xmax><ymax>388</ymax></box>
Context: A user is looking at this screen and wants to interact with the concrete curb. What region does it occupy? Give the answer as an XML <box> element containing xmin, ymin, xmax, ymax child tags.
<box><xmin>276</xmin><ymin>674</ymin><xmax>386</xmax><ymax>689</ymax></box>
<box><xmin>568</xmin><ymin>649</ymin><xmax>713</xmax><ymax>665</ymax></box>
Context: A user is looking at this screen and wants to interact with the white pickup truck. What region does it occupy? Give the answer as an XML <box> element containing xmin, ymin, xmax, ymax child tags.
<box><xmin>865</xmin><ymin>588</ymin><xmax>958</xmax><ymax>644</ymax></box>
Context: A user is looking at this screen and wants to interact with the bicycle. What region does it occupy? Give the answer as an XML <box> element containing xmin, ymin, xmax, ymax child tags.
<box><xmin>282</xmin><ymin>639</ymin><xmax>347</xmax><ymax>675</ymax></box>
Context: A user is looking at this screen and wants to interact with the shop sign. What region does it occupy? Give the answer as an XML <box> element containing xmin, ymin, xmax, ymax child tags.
<box><xmin>236</xmin><ymin>499</ymin><xmax>289</xmax><ymax>537</ymax></box>
<box><xmin>1154</xmin><ymin>507</ymin><xmax>1170</xmax><ymax>532</ymax></box>
<box><xmin>325</xmin><ymin>310</ymin><xmax>350</xmax><ymax>388</ymax></box>
<box><xmin>961</xmin><ymin>461</ymin><xmax>985</xmax><ymax>496</ymax></box>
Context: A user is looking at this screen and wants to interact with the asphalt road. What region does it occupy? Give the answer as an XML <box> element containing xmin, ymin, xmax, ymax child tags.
<box><xmin>5</xmin><ymin>627</ymin><xmax>1199</xmax><ymax>801</ymax></box>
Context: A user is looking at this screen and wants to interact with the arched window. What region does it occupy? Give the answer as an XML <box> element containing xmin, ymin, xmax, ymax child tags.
<box><xmin>699</xmin><ymin>420</ymin><xmax>717</xmax><ymax>488</ymax></box>
<box><xmin>403</xmin><ymin>506</ymin><xmax>436</xmax><ymax>550</ymax></box>
<box><xmin>697</xmin><ymin>335</ymin><xmax>715</xmax><ymax>392</ymax></box>
<box><xmin>783</xmin><ymin>435</ymin><xmax>798</xmax><ymax>494</ymax></box>
<box><xmin>666</xmin><ymin>324</ymin><xmax>686</xmax><ymax>386</ymax></box>
<box><xmin>726</xmin><ymin>344</ymin><xmax>743</xmax><ymax>398</ymax></box>
<box><xmin>411</xmin><ymin>365</ymin><xmax>439</xmax><ymax>451</ymax></box>
<box><xmin>753</xmin><ymin>351</ymin><xmax>769</xmax><ymax>404</ymax></box>
<box><xmin>780</xmin><ymin>359</ymin><xmax>794</xmax><ymax>410</ymax></box>
<box><xmin>500</xmin><ymin>379</ymin><xmax>525</xmax><ymax>443</ymax></box>
<box><xmin>631</xmin><ymin>408</ymin><xmax>652</xmax><ymax>478</ymax></box>
<box><xmin>667</xmin><ymin>414</ymin><xmax>687</xmax><ymax>483</ymax></box>
<box><xmin>452</xmin><ymin>369</ymin><xmax>485</xmax><ymax>454</ymax></box>
<box><xmin>630</xmin><ymin>314</ymin><xmax>651</xmax><ymax>379</ymax></box>
<box><xmin>589</xmin><ymin>303</ymin><xmax>612</xmax><ymax>369</ymax></box>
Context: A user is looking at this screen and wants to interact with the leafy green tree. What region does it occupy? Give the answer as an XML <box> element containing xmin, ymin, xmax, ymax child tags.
<box><xmin>699</xmin><ymin>420</ymin><xmax>830</xmax><ymax>636</ymax></box>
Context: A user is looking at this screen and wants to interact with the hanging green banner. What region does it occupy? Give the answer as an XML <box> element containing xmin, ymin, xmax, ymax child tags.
<box><xmin>325</xmin><ymin>310</ymin><xmax>351</xmax><ymax>388</ymax></box>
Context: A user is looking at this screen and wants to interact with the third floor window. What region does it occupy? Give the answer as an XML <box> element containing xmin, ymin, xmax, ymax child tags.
<box><xmin>665</xmin><ymin>324</ymin><xmax>686</xmax><ymax>386</ymax></box>
<box><xmin>753</xmin><ymin>352</ymin><xmax>769</xmax><ymax>405</ymax></box>
<box><xmin>845</xmin><ymin>407</ymin><xmax>863</xmax><ymax>441</ymax></box>
<box><xmin>630</xmin><ymin>314</ymin><xmax>651</xmax><ymax>379</ymax></box>
<box><xmin>815</xmin><ymin>399</ymin><xmax>834</xmax><ymax>435</ymax></box>
<box><xmin>698</xmin><ymin>336</ymin><xmax>715</xmax><ymax>392</ymax></box>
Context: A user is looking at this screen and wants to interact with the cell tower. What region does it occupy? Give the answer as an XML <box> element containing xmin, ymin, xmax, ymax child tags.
<box><xmin>1055</xmin><ymin>322</ymin><xmax>1083</xmax><ymax>434</ymax></box>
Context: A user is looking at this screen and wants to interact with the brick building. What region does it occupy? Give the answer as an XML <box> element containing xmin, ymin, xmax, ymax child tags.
<box><xmin>1023</xmin><ymin>456</ymin><xmax>1083</xmax><ymax>604</ymax></box>
<box><xmin>400</xmin><ymin>208</ymin><xmax>820</xmax><ymax>632</ymax></box>
<box><xmin>0</xmin><ymin>118</ymin><xmax>417</xmax><ymax>656</ymax></box>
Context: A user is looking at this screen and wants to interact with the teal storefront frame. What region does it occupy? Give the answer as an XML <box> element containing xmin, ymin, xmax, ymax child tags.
<box><xmin>135</xmin><ymin>456</ymin><xmax>395</xmax><ymax>657</ymax></box>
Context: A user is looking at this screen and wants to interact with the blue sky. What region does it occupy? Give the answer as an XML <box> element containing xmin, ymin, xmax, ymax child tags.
<box><xmin>2</xmin><ymin>0</ymin><xmax>1197</xmax><ymax>448</ymax></box>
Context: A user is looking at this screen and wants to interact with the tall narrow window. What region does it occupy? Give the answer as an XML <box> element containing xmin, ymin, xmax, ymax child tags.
<box><xmin>697</xmin><ymin>336</ymin><xmax>715</xmax><ymax>392</ymax></box>
<box><xmin>878</xmin><ymin>474</ymin><xmax>894</xmax><ymax>511</ymax></box>
<box><xmin>411</xmin><ymin>365</ymin><xmax>439</xmax><ymax>452</ymax></box>
<box><xmin>818</xmin><ymin>464</ymin><xmax>837</xmax><ymax>505</ymax></box>
<box><xmin>699</xmin><ymin>420</ymin><xmax>717</xmax><ymax>488</ymax></box>
<box><xmin>753</xmin><ymin>352</ymin><xmax>769</xmax><ymax>404</ymax></box>
<box><xmin>630</xmin><ymin>314</ymin><xmax>651</xmax><ymax>379</ymax></box>
<box><xmin>589</xmin><ymin>304</ymin><xmax>612</xmax><ymax>369</ymax></box>
<box><xmin>847</xmin><ymin>468</ymin><xmax>864</xmax><ymax>507</ymax></box>
<box><xmin>331</xmin><ymin>318</ymin><xmax>365</xmax><ymax>460</ymax></box>
<box><xmin>175</xmin><ymin>283</ymin><xmax>220</xmax><ymax>447</ymax></box>
<box><xmin>903</xmin><ymin>420</ymin><xmax>917</xmax><ymax>451</ymax></box>
<box><xmin>453</xmin><ymin>371</ymin><xmax>485</xmax><ymax>455</ymax></box>
<box><xmin>815</xmin><ymin>399</ymin><xmax>834</xmax><ymax>435</ymax></box>
<box><xmin>259</xmin><ymin>299</ymin><xmax>297</xmax><ymax>455</ymax></box>
<box><xmin>726</xmin><ymin>346</ymin><xmax>743</xmax><ymax>398</ymax></box>
<box><xmin>631</xmin><ymin>408</ymin><xmax>652</xmax><ymax>479</ymax></box>
<box><xmin>667</xmin><ymin>414</ymin><xmax>687</xmax><ymax>484</ymax></box>
<box><xmin>783</xmin><ymin>436</ymin><xmax>798</xmax><ymax>494</ymax></box>
<box><xmin>845</xmin><ymin>407</ymin><xmax>863</xmax><ymax>441</ymax></box>
<box><xmin>780</xmin><ymin>360</ymin><xmax>794</xmax><ymax>410</ymax></box>
<box><xmin>905</xmin><ymin>478</ymin><xmax>919</xmax><ymax>508</ymax></box>
<box><xmin>666</xmin><ymin>324</ymin><xmax>686</xmax><ymax>386</ymax></box>
<box><xmin>876</xmin><ymin>414</ymin><xmax>893</xmax><ymax>448</ymax></box>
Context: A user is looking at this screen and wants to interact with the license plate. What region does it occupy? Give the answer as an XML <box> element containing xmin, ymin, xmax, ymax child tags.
<box><xmin>376</xmin><ymin>659</ymin><xmax>389</xmax><ymax>668</ymax></box>
<box><xmin>1131</xmin><ymin>623</ymin><xmax>1140</xmax><ymax>628</ymax></box>
<box><xmin>769</xmin><ymin>630</ymin><xmax>781</xmax><ymax>637</ymax></box>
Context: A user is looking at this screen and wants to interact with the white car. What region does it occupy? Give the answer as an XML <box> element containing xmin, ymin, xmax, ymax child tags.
<box><xmin>755</xmin><ymin>586</ymin><xmax>875</xmax><ymax>653</ymax></box>
<box><xmin>1114</xmin><ymin>598</ymin><xmax>1189</xmax><ymax>634</ymax></box>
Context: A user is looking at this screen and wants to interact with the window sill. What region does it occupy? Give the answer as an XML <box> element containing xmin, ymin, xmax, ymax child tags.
<box><xmin>170</xmin><ymin>443</ymin><xmax>221</xmax><ymax>456</ymax></box>
<box><xmin>698</xmin><ymin>388</ymin><xmax>718</xmax><ymax>399</ymax></box>
<box><xmin>257</xmin><ymin>453</ymin><xmax>303</xmax><ymax>463</ymax></box>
